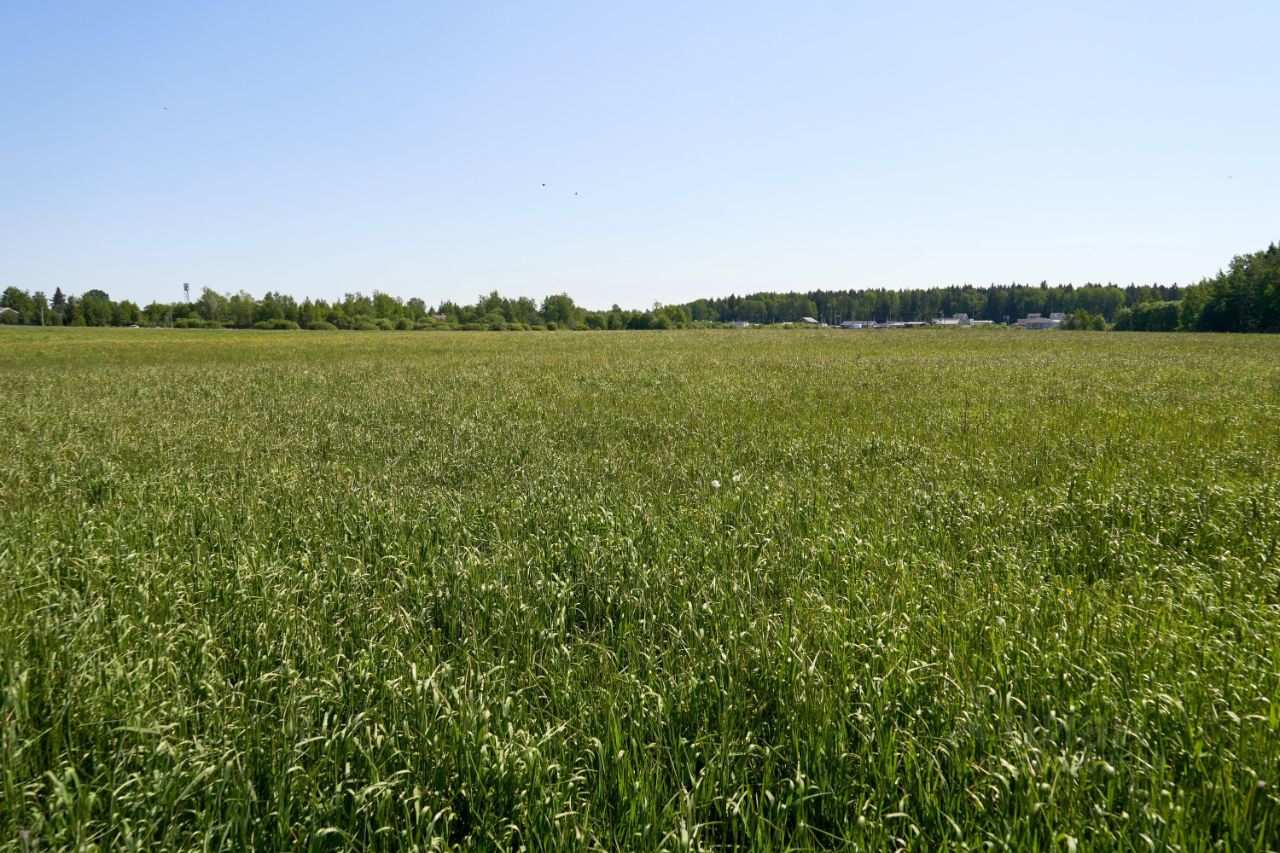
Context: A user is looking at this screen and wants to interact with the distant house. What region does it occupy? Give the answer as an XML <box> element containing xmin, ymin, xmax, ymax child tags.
<box><xmin>799</xmin><ymin>316</ymin><xmax>820</xmax><ymax>326</ymax></box>
<box><xmin>0</xmin><ymin>307</ymin><xmax>19</xmax><ymax>322</ymax></box>
<box><xmin>731</xmin><ymin>320</ymin><xmax>750</xmax><ymax>328</ymax></box>
<box><xmin>839</xmin><ymin>320</ymin><xmax>873</xmax><ymax>329</ymax></box>
<box><xmin>931</xmin><ymin>313</ymin><xmax>971</xmax><ymax>327</ymax></box>
<box><xmin>1017</xmin><ymin>312</ymin><xmax>1063</xmax><ymax>329</ymax></box>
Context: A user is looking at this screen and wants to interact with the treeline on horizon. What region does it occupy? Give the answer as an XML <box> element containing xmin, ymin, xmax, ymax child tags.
<box><xmin>4</xmin><ymin>241</ymin><xmax>1278</xmax><ymax>333</ymax></box>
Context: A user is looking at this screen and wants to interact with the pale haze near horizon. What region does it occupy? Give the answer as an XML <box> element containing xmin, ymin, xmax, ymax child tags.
<box><xmin>2</xmin><ymin>1</ymin><xmax>1277</xmax><ymax>311</ymax></box>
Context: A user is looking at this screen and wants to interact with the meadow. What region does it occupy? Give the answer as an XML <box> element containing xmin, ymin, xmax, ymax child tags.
<box><xmin>1</xmin><ymin>327</ymin><xmax>1278</xmax><ymax>851</ymax></box>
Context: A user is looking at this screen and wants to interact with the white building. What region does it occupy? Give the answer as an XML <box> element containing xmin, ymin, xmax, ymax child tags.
<box><xmin>1017</xmin><ymin>312</ymin><xmax>1063</xmax><ymax>329</ymax></box>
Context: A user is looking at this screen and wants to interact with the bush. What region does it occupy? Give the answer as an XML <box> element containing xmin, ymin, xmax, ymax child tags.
<box><xmin>1114</xmin><ymin>301</ymin><xmax>1180</xmax><ymax>332</ymax></box>
<box><xmin>173</xmin><ymin>318</ymin><xmax>211</xmax><ymax>329</ymax></box>
<box><xmin>375</xmin><ymin>318</ymin><xmax>396</xmax><ymax>331</ymax></box>
<box><xmin>395</xmin><ymin>318</ymin><xmax>414</xmax><ymax>330</ymax></box>
<box><xmin>307</xmin><ymin>320</ymin><xmax>338</xmax><ymax>331</ymax></box>
<box><xmin>1060</xmin><ymin>309</ymin><xmax>1099</xmax><ymax>331</ymax></box>
<box><xmin>545</xmin><ymin>322</ymin><xmax>558</xmax><ymax>331</ymax></box>
<box><xmin>353</xmin><ymin>320</ymin><xmax>379</xmax><ymax>331</ymax></box>
<box><xmin>252</xmin><ymin>319</ymin><xmax>301</xmax><ymax>330</ymax></box>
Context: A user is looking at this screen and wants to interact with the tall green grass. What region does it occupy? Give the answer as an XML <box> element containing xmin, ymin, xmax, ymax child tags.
<box><xmin>2</xmin><ymin>327</ymin><xmax>1278</xmax><ymax>850</ymax></box>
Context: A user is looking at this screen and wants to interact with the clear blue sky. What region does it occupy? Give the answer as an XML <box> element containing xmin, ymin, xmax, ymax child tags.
<box><xmin>3</xmin><ymin>1</ymin><xmax>1277</xmax><ymax>310</ymax></box>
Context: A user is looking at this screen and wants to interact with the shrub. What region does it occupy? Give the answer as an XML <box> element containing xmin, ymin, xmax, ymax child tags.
<box><xmin>353</xmin><ymin>320</ymin><xmax>379</xmax><ymax>331</ymax></box>
<box><xmin>375</xmin><ymin>318</ymin><xmax>396</xmax><ymax>331</ymax></box>
<box><xmin>395</xmin><ymin>318</ymin><xmax>414</xmax><ymax>330</ymax></box>
<box><xmin>1114</xmin><ymin>301</ymin><xmax>1181</xmax><ymax>332</ymax></box>
<box><xmin>1060</xmin><ymin>309</ymin><xmax>1102</xmax><ymax>331</ymax></box>
<box><xmin>252</xmin><ymin>319</ymin><xmax>301</xmax><ymax>330</ymax></box>
<box><xmin>308</xmin><ymin>320</ymin><xmax>338</xmax><ymax>331</ymax></box>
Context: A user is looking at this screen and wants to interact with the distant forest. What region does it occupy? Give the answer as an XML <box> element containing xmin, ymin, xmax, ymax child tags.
<box><xmin>4</xmin><ymin>242</ymin><xmax>1278</xmax><ymax>333</ymax></box>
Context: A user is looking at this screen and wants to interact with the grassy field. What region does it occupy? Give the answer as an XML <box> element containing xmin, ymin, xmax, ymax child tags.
<box><xmin>2</xmin><ymin>327</ymin><xmax>1279</xmax><ymax>850</ymax></box>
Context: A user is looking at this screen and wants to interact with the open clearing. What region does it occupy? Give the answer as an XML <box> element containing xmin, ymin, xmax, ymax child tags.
<box><xmin>2</xmin><ymin>328</ymin><xmax>1279</xmax><ymax>850</ymax></box>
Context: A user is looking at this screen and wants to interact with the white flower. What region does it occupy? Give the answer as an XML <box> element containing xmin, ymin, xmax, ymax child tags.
<box><xmin>711</xmin><ymin>480</ymin><xmax>721</xmax><ymax>489</ymax></box>
<box><xmin>732</xmin><ymin>473</ymin><xmax>741</xmax><ymax>483</ymax></box>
